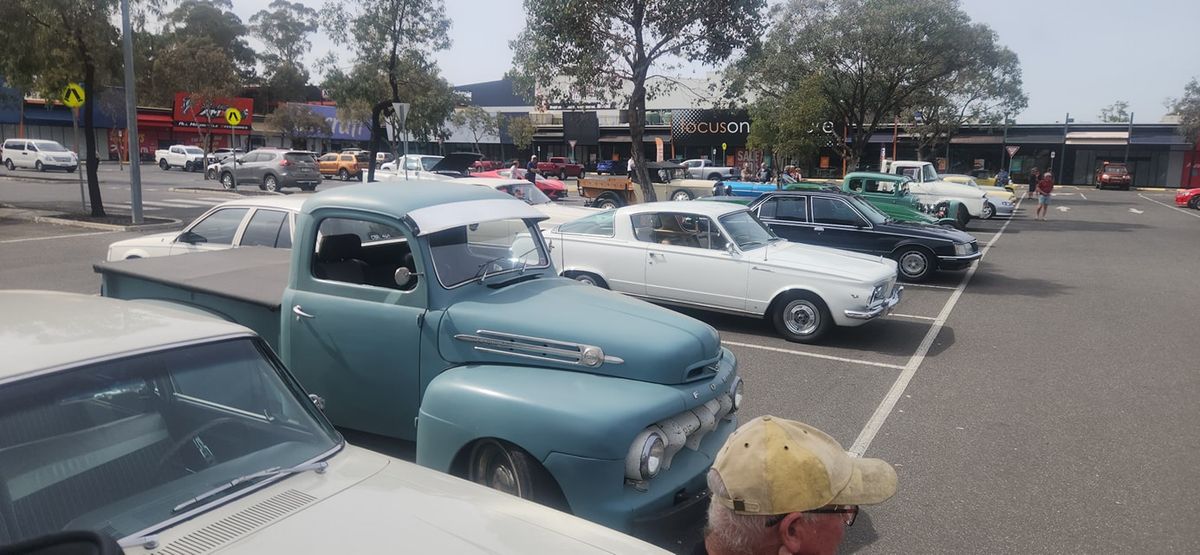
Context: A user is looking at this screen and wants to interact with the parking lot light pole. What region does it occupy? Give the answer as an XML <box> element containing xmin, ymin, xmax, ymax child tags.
<box><xmin>1124</xmin><ymin>112</ymin><xmax>1134</xmax><ymax>164</ymax></box>
<box><xmin>120</xmin><ymin>0</ymin><xmax>143</xmax><ymax>224</ymax></box>
<box><xmin>1059</xmin><ymin>112</ymin><xmax>1071</xmax><ymax>178</ymax></box>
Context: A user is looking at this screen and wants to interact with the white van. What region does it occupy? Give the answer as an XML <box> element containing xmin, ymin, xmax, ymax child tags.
<box><xmin>1</xmin><ymin>138</ymin><xmax>79</xmax><ymax>172</ymax></box>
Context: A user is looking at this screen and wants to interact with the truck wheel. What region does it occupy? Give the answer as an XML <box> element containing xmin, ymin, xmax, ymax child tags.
<box><xmin>184</xmin><ymin>161</ymin><xmax>193</xmax><ymax>172</ymax></box>
<box><xmin>220</xmin><ymin>172</ymin><xmax>235</xmax><ymax>190</ymax></box>
<box><xmin>770</xmin><ymin>291</ymin><xmax>831</xmax><ymax>344</ymax></box>
<box><xmin>159</xmin><ymin>159</ymin><xmax>169</xmax><ymax>170</ymax></box>
<box><xmin>338</xmin><ymin>168</ymin><xmax>350</xmax><ymax>181</ymax></box>
<box><xmin>892</xmin><ymin>246</ymin><xmax>934</xmax><ymax>282</ymax></box>
<box><xmin>558</xmin><ymin>170</ymin><xmax>567</xmax><ymax>180</ymax></box>
<box><xmin>671</xmin><ymin>189</ymin><xmax>695</xmax><ymax>201</ymax></box>
<box><xmin>564</xmin><ymin>271</ymin><xmax>608</xmax><ymax>289</ymax></box>
<box><xmin>263</xmin><ymin>174</ymin><xmax>279</xmax><ymax>192</ymax></box>
<box><xmin>4</xmin><ymin>158</ymin><xmax>14</xmax><ymax>170</ymax></box>
<box><xmin>467</xmin><ymin>439</ymin><xmax>561</xmax><ymax>506</ymax></box>
<box><xmin>981</xmin><ymin>202</ymin><xmax>995</xmax><ymax>220</ymax></box>
<box><xmin>707</xmin><ymin>173</ymin><xmax>721</xmax><ymax>180</ymax></box>
<box><xmin>594</xmin><ymin>193</ymin><xmax>622</xmax><ymax>209</ymax></box>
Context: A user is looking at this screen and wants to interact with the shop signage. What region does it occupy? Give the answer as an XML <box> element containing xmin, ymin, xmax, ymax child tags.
<box><xmin>671</xmin><ymin>109</ymin><xmax>751</xmax><ymax>147</ymax></box>
<box><xmin>173</xmin><ymin>92</ymin><xmax>253</xmax><ymax>133</ymax></box>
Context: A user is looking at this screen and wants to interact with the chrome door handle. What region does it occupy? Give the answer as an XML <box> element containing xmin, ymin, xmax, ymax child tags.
<box><xmin>292</xmin><ymin>305</ymin><xmax>315</xmax><ymax>319</ymax></box>
<box><xmin>813</xmin><ymin>226</ymin><xmax>825</xmax><ymax>232</ymax></box>
<box><xmin>751</xmin><ymin>266</ymin><xmax>773</xmax><ymax>273</ymax></box>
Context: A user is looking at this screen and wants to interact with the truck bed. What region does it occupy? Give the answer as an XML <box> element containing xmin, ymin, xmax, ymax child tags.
<box><xmin>94</xmin><ymin>248</ymin><xmax>290</xmax><ymax>350</ymax></box>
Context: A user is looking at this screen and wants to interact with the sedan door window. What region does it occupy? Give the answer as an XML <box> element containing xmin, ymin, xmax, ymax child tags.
<box><xmin>811</xmin><ymin>198</ymin><xmax>868</xmax><ymax>227</ymax></box>
<box><xmin>183</xmin><ymin>208</ymin><xmax>250</xmax><ymax>245</ymax></box>
<box><xmin>758</xmin><ymin>197</ymin><xmax>808</xmax><ymax>222</ymax></box>
<box><xmin>239</xmin><ymin>209</ymin><xmax>289</xmax><ymax>248</ymax></box>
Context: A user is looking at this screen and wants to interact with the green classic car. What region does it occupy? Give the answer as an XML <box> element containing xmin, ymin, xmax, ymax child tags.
<box><xmin>785</xmin><ymin>173</ymin><xmax>963</xmax><ymax>228</ymax></box>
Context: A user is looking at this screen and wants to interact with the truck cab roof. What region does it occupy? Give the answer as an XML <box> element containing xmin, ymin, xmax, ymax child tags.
<box><xmin>302</xmin><ymin>182</ymin><xmax>545</xmax><ymax>236</ymax></box>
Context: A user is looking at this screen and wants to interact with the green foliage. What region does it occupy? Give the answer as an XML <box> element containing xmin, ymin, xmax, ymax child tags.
<box><xmin>164</xmin><ymin>0</ymin><xmax>256</xmax><ymax>73</ymax></box>
<box><xmin>452</xmin><ymin>106</ymin><xmax>498</xmax><ymax>153</ymax></box>
<box><xmin>511</xmin><ymin>0</ymin><xmax>766</xmax><ymax>200</ymax></box>
<box><xmin>139</xmin><ymin>0</ymin><xmax>254</xmax><ymax>106</ymax></box>
<box><xmin>251</xmin><ymin>0</ymin><xmax>319</xmax><ymax>103</ymax></box>
<box><xmin>728</xmin><ymin>0</ymin><xmax>1025</xmax><ymax>170</ymax></box>
<box><xmin>1098</xmin><ymin>100</ymin><xmax>1131</xmax><ymax>123</ymax></box>
<box><xmin>505</xmin><ymin>115</ymin><xmax>536</xmax><ymax>151</ymax></box>
<box><xmin>1173</xmin><ymin>79</ymin><xmax>1200</xmax><ymax>144</ymax></box>
<box><xmin>264</xmin><ymin>103</ymin><xmax>332</xmax><ymax>143</ymax></box>
<box><xmin>319</xmin><ymin>0</ymin><xmax>455</xmax><ymax>148</ymax></box>
<box><xmin>746</xmin><ymin>76</ymin><xmax>830</xmax><ymax>172</ymax></box>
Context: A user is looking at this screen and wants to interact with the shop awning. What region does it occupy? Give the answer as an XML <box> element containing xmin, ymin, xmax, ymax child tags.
<box><xmin>1065</xmin><ymin>131</ymin><xmax>1128</xmax><ymax>145</ymax></box>
<box><xmin>598</xmin><ymin>135</ymin><xmax>670</xmax><ymax>143</ymax></box>
<box><xmin>950</xmin><ymin>135</ymin><xmax>1004</xmax><ymax>144</ymax></box>
<box><xmin>137</xmin><ymin>113</ymin><xmax>174</xmax><ymax>129</ymax></box>
<box><xmin>1004</xmin><ymin>132</ymin><xmax>1063</xmax><ymax>144</ymax></box>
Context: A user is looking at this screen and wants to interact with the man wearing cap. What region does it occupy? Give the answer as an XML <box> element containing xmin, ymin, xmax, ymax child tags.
<box><xmin>698</xmin><ymin>415</ymin><xmax>898</xmax><ymax>555</ymax></box>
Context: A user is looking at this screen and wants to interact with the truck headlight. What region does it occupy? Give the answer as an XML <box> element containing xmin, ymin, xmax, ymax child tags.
<box><xmin>954</xmin><ymin>242</ymin><xmax>971</xmax><ymax>256</ymax></box>
<box><xmin>729</xmin><ymin>377</ymin><xmax>744</xmax><ymax>413</ymax></box>
<box><xmin>625</xmin><ymin>429</ymin><xmax>666</xmax><ymax>480</ymax></box>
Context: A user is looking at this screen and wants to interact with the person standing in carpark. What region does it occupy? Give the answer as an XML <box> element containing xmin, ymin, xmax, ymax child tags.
<box><xmin>1036</xmin><ymin>171</ymin><xmax>1055</xmax><ymax>220</ymax></box>
<box><xmin>695</xmin><ymin>416</ymin><xmax>898</xmax><ymax>555</ymax></box>
<box><xmin>526</xmin><ymin>155</ymin><xmax>538</xmax><ymax>184</ymax></box>
<box><xmin>627</xmin><ymin>155</ymin><xmax>635</xmax><ymax>177</ymax></box>
<box><xmin>996</xmin><ymin>168</ymin><xmax>1010</xmax><ymax>188</ymax></box>
<box><xmin>1026</xmin><ymin>166</ymin><xmax>1040</xmax><ymax>200</ymax></box>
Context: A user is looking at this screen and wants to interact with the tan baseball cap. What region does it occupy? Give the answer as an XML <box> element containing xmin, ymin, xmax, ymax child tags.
<box><xmin>711</xmin><ymin>415</ymin><xmax>897</xmax><ymax>515</ymax></box>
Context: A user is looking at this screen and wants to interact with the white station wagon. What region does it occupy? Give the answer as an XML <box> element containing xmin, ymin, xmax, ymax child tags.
<box><xmin>106</xmin><ymin>196</ymin><xmax>307</xmax><ymax>261</ymax></box>
<box><xmin>548</xmin><ymin>201</ymin><xmax>903</xmax><ymax>343</ymax></box>
<box><xmin>0</xmin><ymin>291</ymin><xmax>665</xmax><ymax>553</ymax></box>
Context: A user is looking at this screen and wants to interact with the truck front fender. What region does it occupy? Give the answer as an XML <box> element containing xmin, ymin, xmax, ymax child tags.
<box><xmin>415</xmin><ymin>364</ymin><xmax>688</xmax><ymax>472</ymax></box>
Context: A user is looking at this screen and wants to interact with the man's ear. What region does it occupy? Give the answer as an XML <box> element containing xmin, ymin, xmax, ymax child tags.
<box><xmin>776</xmin><ymin>512</ymin><xmax>809</xmax><ymax>553</ymax></box>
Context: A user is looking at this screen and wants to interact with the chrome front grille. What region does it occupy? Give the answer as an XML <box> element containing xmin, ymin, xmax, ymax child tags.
<box><xmin>654</xmin><ymin>391</ymin><xmax>735</xmax><ymax>472</ymax></box>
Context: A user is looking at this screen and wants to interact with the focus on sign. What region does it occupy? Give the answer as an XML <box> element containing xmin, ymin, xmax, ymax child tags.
<box><xmin>61</xmin><ymin>83</ymin><xmax>85</xmax><ymax>108</ymax></box>
<box><xmin>224</xmin><ymin>108</ymin><xmax>243</xmax><ymax>126</ymax></box>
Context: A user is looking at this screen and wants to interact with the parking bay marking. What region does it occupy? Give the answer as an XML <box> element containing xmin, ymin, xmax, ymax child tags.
<box><xmin>722</xmin><ymin>341</ymin><xmax>906</xmax><ymax>370</ymax></box>
<box><xmin>1138</xmin><ymin>194</ymin><xmax>1200</xmax><ymax>220</ymax></box>
<box><xmin>848</xmin><ymin>196</ymin><xmax>1020</xmax><ymax>456</ymax></box>
<box><xmin>891</xmin><ymin>313</ymin><xmax>937</xmax><ymax>321</ymax></box>
<box><xmin>904</xmin><ymin>283</ymin><xmax>958</xmax><ymax>291</ymax></box>
<box><xmin>0</xmin><ymin>230</ymin><xmax>118</xmax><ymax>244</ymax></box>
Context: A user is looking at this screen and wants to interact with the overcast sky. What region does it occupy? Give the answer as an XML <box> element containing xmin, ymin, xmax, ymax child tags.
<box><xmin>229</xmin><ymin>0</ymin><xmax>1200</xmax><ymax>124</ymax></box>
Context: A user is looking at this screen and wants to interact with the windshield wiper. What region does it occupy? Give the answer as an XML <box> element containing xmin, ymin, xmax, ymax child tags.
<box><xmin>473</xmin><ymin>246</ymin><xmax>540</xmax><ymax>283</ymax></box>
<box><xmin>172</xmin><ymin>460</ymin><xmax>328</xmax><ymax>514</ymax></box>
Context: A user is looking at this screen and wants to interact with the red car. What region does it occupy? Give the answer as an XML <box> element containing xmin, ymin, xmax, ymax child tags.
<box><xmin>470</xmin><ymin>159</ymin><xmax>505</xmax><ymax>172</ymax></box>
<box><xmin>1095</xmin><ymin>162</ymin><xmax>1132</xmax><ymax>190</ymax></box>
<box><xmin>473</xmin><ymin>168</ymin><xmax>568</xmax><ymax>200</ymax></box>
<box><xmin>1176</xmin><ymin>187</ymin><xmax>1200</xmax><ymax>209</ymax></box>
<box><xmin>536</xmin><ymin>156</ymin><xmax>585</xmax><ymax>179</ymax></box>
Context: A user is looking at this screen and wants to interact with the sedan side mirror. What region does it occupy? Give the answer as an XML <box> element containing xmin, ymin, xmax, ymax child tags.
<box><xmin>177</xmin><ymin>231</ymin><xmax>205</xmax><ymax>244</ymax></box>
<box><xmin>726</xmin><ymin>242</ymin><xmax>739</xmax><ymax>256</ymax></box>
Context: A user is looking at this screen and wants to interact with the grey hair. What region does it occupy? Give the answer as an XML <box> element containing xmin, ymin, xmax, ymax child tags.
<box><xmin>705</xmin><ymin>469</ymin><xmax>773</xmax><ymax>555</ymax></box>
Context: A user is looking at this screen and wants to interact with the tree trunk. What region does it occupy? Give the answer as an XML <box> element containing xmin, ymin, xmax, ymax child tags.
<box><xmin>629</xmin><ymin>61</ymin><xmax>654</xmax><ymax>202</ymax></box>
<box><xmin>83</xmin><ymin>59</ymin><xmax>105</xmax><ymax>217</ymax></box>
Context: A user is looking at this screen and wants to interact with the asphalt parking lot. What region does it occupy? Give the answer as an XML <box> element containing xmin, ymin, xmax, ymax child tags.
<box><xmin>2</xmin><ymin>182</ymin><xmax>1199</xmax><ymax>553</ymax></box>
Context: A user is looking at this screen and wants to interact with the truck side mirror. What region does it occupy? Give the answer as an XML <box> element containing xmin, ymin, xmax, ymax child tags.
<box><xmin>394</xmin><ymin>267</ymin><xmax>417</xmax><ymax>287</ymax></box>
<box><xmin>308</xmin><ymin>393</ymin><xmax>326</xmax><ymax>411</ymax></box>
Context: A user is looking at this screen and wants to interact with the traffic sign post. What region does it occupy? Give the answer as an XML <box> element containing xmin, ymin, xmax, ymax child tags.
<box><xmin>71</xmin><ymin>107</ymin><xmax>86</xmax><ymax>211</ymax></box>
<box><xmin>61</xmin><ymin>83</ymin><xmax>85</xmax><ymax>108</ymax></box>
<box><xmin>721</xmin><ymin>142</ymin><xmax>728</xmax><ymax>164</ymax></box>
<box><xmin>225</xmin><ymin>108</ymin><xmax>243</xmax><ymax>190</ymax></box>
<box><xmin>1006</xmin><ymin>146</ymin><xmax>1020</xmax><ymax>158</ymax></box>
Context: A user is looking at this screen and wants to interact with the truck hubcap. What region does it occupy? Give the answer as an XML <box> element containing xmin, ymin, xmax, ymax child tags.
<box><xmin>783</xmin><ymin>300</ymin><xmax>819</xmax><ymax>335</ymax></box>
<box><xmin>470</xmin><ymin>441</ymin><xmax>524</xmax><ymax>497</ymax></box>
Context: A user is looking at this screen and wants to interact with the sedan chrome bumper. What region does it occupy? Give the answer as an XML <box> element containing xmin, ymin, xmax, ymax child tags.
<box><xmin>844</xmin><ymin>286</ymin><xmax>903</xmax><ymax>320</ymax></box>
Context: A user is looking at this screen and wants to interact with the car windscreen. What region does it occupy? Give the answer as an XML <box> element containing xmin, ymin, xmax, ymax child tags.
<box><xmin>34</xmin><ymin>142</ymin><xmax>69</xmax><ymax>152</ymax></box>
<box><xmin>846</xmin><ymin>195</ymin><xmax>889</xmax><ymax>225</ymax></box>
<box><xmin>184</xmin><ymin>147</ymin><xmax>204</xmax><ymax>155</ymax></box>
<box><xmin>1103</xmin><ymin>166</ymin><xmax>1127</xmax><ymax>174</ymax></box>
<box><xmin>0</xmin><ymin>338</ymin><xmax>340</xmax><ymax>544</ymax></box>
<box><xmin>496</xmin><ymin>182</ymin><xmax>551</xmax><ymax>204</ymax></box>
<box><xmin>420</xmin><ymin>157</ymin><xmax>441</xmax><ymax>171</ymax></box>
<box><xmin>718</xmin><ymin>210</ymin><xmax>778</xmax><ymax>250</ymax></box>
<box><xmin>285</xmin><ymin>152</ymin><xmax>316</xmax><ymax>164</ymax></box>
<box><xmin>427</xmin><ymin>219</ymin><xmax>549</xmax><ymax>288</ymax></box>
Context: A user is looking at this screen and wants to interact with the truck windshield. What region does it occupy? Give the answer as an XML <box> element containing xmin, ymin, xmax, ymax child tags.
<box><xmin>185</xmin><ymin>147</ymin><xmax>204</xmax><ymax>155</ymax></box>
<box><xmin>0</xmin><ymin>338</ymin><xmax>341</xmax><ymax>545</ymax></box>
<box><xmin>922</xmin><ymin>165</ymin><xmax>939</xmax><ymax>182</ymax></box>
<box><xmin>427</xmin><ymin>219</ymin><xmax>549</xmax><ymax>288</ymax></box>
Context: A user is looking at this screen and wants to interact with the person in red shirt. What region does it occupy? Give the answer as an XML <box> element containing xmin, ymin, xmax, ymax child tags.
<box><xmin>1035</xmin><ymin>172</ymin><xmax>1055</xmax><ymax>220</ymax></box>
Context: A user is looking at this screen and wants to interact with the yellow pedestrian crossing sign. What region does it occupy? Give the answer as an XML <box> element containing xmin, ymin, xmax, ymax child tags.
<box><xmin>225</xmin><ymin>108</ymin><xmax>243</xmax><ymax>126</ymax></box>
<box><xmin>61</xmin><ymin>83</ymin><xmax>85</xmax><ymax>108</ymax></box>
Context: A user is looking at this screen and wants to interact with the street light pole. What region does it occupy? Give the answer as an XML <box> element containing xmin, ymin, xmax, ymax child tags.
<box><xmin>120</xmin><ymin>0</ymin><xmax>143</xmax><ymax>224</ymax></box>
<box><xmin>1059</xmin><ymin>111</ymin><xmax>1070</xmax><ymax>178</ymax></box>
<box><xmin>1124</xmin><ymin>112</ymin><xmax>1134</xmax><ymax>164</ymax></box>
<box><xmin>1001</xmin><ymin>114</ymin><xmax>1009</xmax><ymax>170</ymax></box>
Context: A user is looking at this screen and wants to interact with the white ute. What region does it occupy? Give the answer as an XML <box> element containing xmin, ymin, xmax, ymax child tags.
<box><xmin>0</xmin><ymin>291</ymin><xmax>665</xmax><ymax>553</ymax></box>
<box><xmin>155</xmin><ymin>144</ymin><xmax>206</xmax><ymax>171</ymax></box>
<box><xmin>883</xmin><ymin>160</ymin><xmax>989</xmax><ymax>219</ymax></box>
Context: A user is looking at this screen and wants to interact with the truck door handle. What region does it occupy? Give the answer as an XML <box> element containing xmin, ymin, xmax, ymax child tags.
<box><xmin>813</xmin><ymin>227</ymin><xmax>825</xmax><ymax>232</ymax></box>
<box><xmin>292</xmin><ymin>305</ymin><xmax>315</xmax><ymax>319</ymax></box>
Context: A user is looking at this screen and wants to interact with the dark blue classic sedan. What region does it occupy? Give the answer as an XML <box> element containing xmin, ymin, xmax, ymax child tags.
<box><xmin>747</xmin><ymin>190</ymin><xmax>982</xmax><ymax>282</ymax></box>
<box><xmin>595</xmin><ymin>159</ymin><xmax>626</xmax><ymax>175</ymax></box>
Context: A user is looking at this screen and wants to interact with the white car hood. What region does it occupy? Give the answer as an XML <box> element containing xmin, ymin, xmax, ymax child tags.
<box><xmin>149</xmin><ymin>445</ymin><xmax>663</xmax><ymax>554</ymax></box>
<box><xmin>748</xmin><ymin>240</ymin><xmax>897</xmax><ymax>282</ymax></box>
<box><xmin>106</xmin><ymin>232</ymin><xmax>177</xmax><ymax>260</ymax></box>
<box><xmin>534</xmin><ymin>202</ymin><xmax>601</xmax><ymax>226</ymax></box>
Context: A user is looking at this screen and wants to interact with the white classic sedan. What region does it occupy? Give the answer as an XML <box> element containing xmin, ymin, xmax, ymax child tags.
<box><xmin>106</xmin><ymin>196</ymin><xmax>307</xmax><ymax>261</ymax></box>
<box><xmin>548</xmin><ymin>201</ymin><xmax>902</xmax><ymax>343</ymax></box>
<box><xmin>454</xmin><ymin>177</ymin><xmax>599</xmax><ymax>226</ymax></box>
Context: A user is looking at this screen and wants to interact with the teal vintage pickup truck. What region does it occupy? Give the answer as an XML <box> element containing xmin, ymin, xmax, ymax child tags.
<box><xmin>95</xmin><ymin>182</ymin><xmax>741</xmax><ymax>537</ymax></box>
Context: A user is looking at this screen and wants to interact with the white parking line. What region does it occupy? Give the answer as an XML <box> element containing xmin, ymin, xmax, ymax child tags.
<box><xmin>161</xmin><ymin>198</ymin><xmax>222</xmax><ymax>207</ymax></box>
<box><xmin>722</xmin><ymin>341</ymin><xmax>905</xmax><ymax>370</ymax></box>
<box><xmin>199</xmin><ymin>196</ymin><xmax>239</xmax><ymax>202</ymax></box>
<box><xmin>0</xmin><ymin>230</ymin><xmax>118</xmax><ymax>244</ymax></box>
<box><xmin>849</xmin><ymin>198</ymin><xmax>1020</xmax><ymax>456</ymax></box>
<box><xmin>904</xmin><ymin>283</ymin><xmax>957</xmax><ymax>291</ymax></box>
<box><xmin>890</xmin><ymin>313</ymin><xmax>936</xmax><ymax>321</ymax></box>
<box><xmin>105</xmin><ymin>203</ymin><xmax>161</xmax><ymax>211</ymax></box>
<box><xmin>1139</xmin><ymin>193</ymin><xmax>1200</xmax><ymax>220</ymax></box>
<box><xmin>1078</xmin><ymin>192</ymin><xmax>1088</xmax><ymax>200</ymax></box>
<box><xmin>142</xmin><ymin>200</ymin><xmax>202</xmax><ymax>208</ymax></box>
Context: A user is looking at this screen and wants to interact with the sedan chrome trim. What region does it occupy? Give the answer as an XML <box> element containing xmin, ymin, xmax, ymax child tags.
<box><xmin>937</xmin><ymin>252</ymin><xmax>983</xmax><ymax>261</ymax></box>
<box><xmin>844</xmin><ymin>286</ymin><xmax>903</xmax><ymax>320</ymax></box>
<box><xmin>454</xmin><ymin>329</ymin><xmax>624</xmax><ymax>367</ymax></box>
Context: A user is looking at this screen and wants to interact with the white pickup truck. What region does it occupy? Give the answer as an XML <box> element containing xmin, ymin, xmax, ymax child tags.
<box><xmin>155</xmin><ymin>144</ymin><xmax>206</xmax><ymax>171</ymax></box>
<box><xmin>682</xmin><ymin>158</ymin><xmax>736</xmax><ymax>180</ymax></box>
<box><xmin>883</xmin><ymin>160</ymin><xmax>990</xmax><ymax>220</ymax></box>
